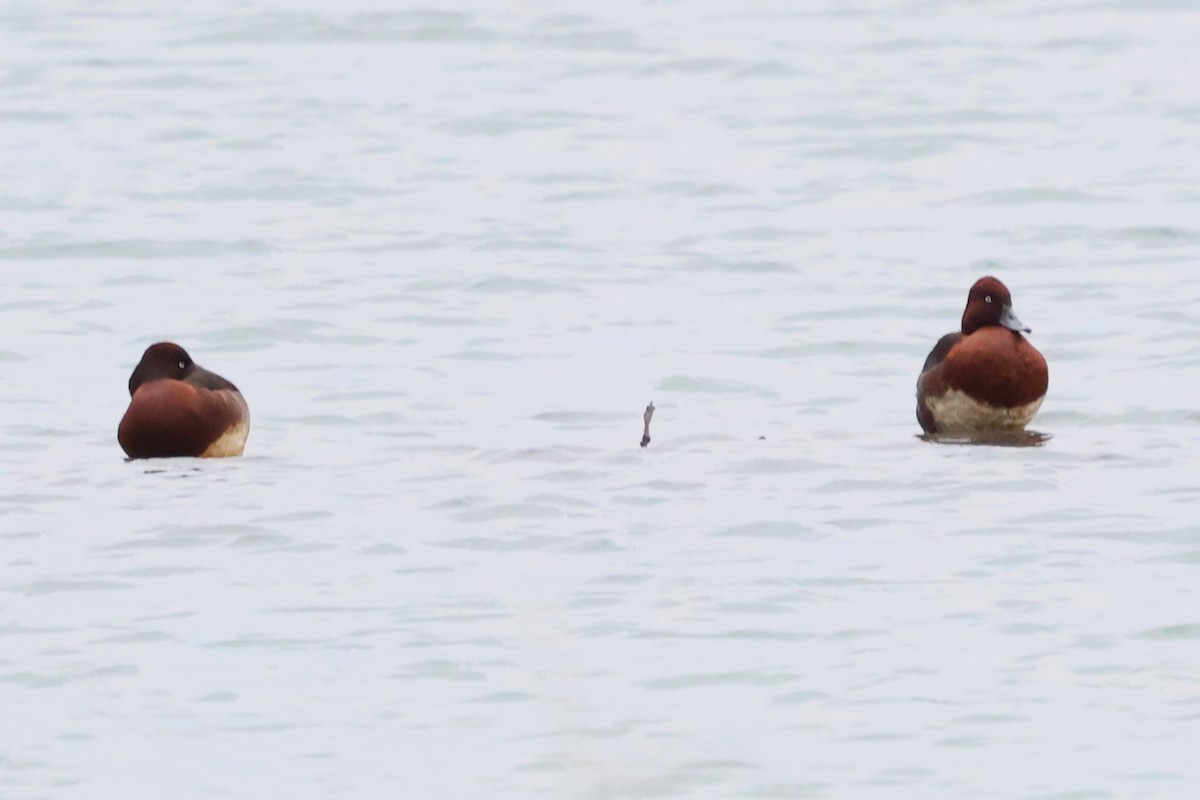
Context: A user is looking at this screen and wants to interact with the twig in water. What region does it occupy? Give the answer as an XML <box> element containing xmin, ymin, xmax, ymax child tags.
<box><xmin>640</xmin><ymin>401</ymin><xmax>655</xmax><ymax>448</ymax></box>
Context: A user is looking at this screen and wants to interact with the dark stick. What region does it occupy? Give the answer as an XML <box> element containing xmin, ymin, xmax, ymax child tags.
<box><xmin>640</xmin><ymin>401</ymin><xmax>655</xmax><ymax>448</ymax></box>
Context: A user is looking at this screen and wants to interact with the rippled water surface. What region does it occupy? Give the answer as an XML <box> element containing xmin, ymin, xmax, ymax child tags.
<box><xmin>4</xmin><ymin>1</ymin><xmax>1200</xmax><ymax>798</ymax></box>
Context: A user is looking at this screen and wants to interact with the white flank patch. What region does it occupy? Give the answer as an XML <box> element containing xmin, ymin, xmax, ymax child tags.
<box><xmin>925</xmin><ymin>389</ymin><xmax>1043</xmax><ymax>432</ymax></box>
<box><xmin>201</xmin><ymin>393</ymin><xmax>251</xmax><ymax>458</ymax></box>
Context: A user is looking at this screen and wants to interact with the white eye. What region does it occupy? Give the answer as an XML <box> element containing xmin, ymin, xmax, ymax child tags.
<box><xmin>178</xmin><ymin>361</ymin><xmax>186</xmax><ymax>369</ymax></box>
<box><xmin>985</xmin><ymin>295</ymin><xmax>993</xmax><ymax>303</ymax></box>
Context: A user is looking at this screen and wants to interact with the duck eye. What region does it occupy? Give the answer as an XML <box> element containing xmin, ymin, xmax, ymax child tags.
<box><xmin>985</xmin><ymin>295</ymin><xmax>992</xmax><ymax>303</ymax></box>
<box><xmin>178</xmin><ymin>361</ymin><xmax>186</xmax><ymax>370</ymax></box>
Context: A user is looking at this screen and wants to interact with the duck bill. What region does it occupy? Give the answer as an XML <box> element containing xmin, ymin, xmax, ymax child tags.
<box><xmin>999</xmin><ymin>305</ymin><xmax>1031</xmax><ymax>333</ymax></box>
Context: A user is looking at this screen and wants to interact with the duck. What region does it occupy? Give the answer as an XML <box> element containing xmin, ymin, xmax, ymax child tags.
<box><xmin>916</xmin><ymin>276</ymin><xmax>1048</xmax><ymax>434</ymax></box>
<box><xmin>118</xmin><ymin>342</ymin><xmax>250</xmax><ymax>459</ymax></box>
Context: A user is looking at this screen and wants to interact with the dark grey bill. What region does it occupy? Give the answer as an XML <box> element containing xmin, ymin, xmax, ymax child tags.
<box><xmin>999</xmin><ymin>305</ymin><xmax>1031</xmax><ymax>333</ymax></box>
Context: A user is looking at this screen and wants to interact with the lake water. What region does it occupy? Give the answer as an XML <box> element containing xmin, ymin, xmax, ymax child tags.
<box><xmin>3</xmin><ymin>1</ymin><xmax>1200</xmax><ymax>797</ymax></box>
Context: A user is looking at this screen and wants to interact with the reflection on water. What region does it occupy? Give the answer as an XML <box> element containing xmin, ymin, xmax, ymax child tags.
<box><xmin>136</xmin><ymin>464</ymin><xmax>209</xmax><ymax>475</ymax></box>
<box><xmin>919</xmin><ymin>430</ymin><xmax>1052</xmax><ymax>448</ymax></box>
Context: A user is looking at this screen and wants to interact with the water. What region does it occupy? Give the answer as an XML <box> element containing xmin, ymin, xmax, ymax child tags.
<box><xmin>3</xmin><ymin>1</ymin><xmax>1200</xmax><ymax>797</ymax></box>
